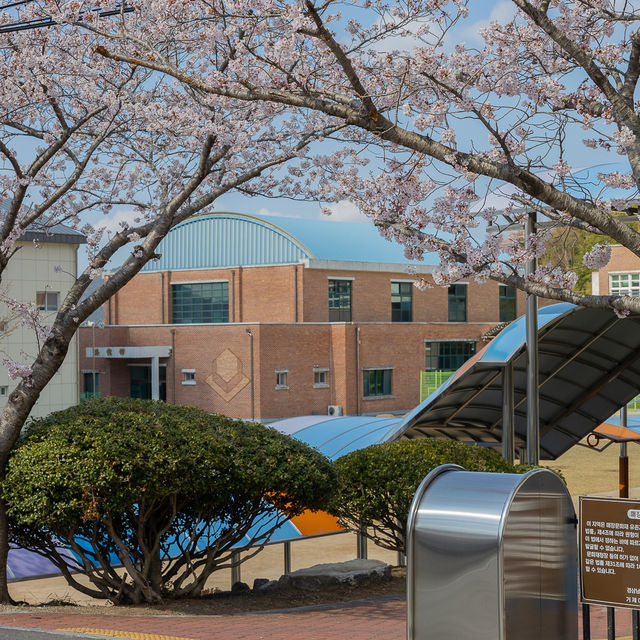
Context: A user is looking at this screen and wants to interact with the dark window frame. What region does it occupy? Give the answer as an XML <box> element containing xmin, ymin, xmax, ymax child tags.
<box><xmin>391</xmin><ymin>281</ymin><xmax>412</xmax><ymax>322</ymax></box>
<box><xmin>328</xmin><ymin>279</ymin><xmax>352</xmax><ymax>322</ymax></box>
<box><xmin>499</xmin><ymin>284</ymin><xmax>517</xmax><ymax>322</ymax></box>
<box><xmin>362</xmin><ymin>368</ymin><xmax>392</xmax><ymax>398</ymax></box>
<box><xmin>448</xmin><ymin>284</ymin><xmax>467</xmax><ymax>322</ymax></box>
<box><xmin>425</xmin><ymin>341</ymin><xmax>476</xmax><ymax>371</ymax></box>
<box><xmin>171</xmin><ymin>281</ymin><xmax>229</xmax><ymax>324</ymax></box>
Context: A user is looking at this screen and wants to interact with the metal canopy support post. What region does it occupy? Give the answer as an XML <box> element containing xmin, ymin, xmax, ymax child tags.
<box><xmin>502</xmin><ymin>363</ymin><xmax>515</xmax><ymax>464</ymax></box>
<box><xmin>151</xmin><ymin>356</ymin><xmax>160</xmax><ymax>401</ymax></box>
<box><xmin>525</xmin><ymin>211</ymin><xmax>540</xmax><ymax>465</ymax></box>
<box><xmin>620</xmin><ymin>405</ymin><xmax>629</xmax><ymax>498</ymax></box>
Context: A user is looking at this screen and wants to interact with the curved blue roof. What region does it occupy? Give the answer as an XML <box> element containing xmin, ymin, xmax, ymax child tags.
<box><xmin>390</xmin><ymin>303</ymin><xmax>640</xmax><ymax>459</ymax></box>
<box><xmin>142</xmin><ymin>212</ymin><xmax>428</xmax><ymax>272</ymax></box>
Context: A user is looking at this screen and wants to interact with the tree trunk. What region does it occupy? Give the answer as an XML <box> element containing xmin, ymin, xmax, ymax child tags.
<box><xmin>0</xmin><ymin>333</ymin><xmax>71</xmax><ymax>603</ymax></box>
<box><xmin>0</xmin><ymin>500</ymin><xmax>14</xmax><ymax>603</ymax></box>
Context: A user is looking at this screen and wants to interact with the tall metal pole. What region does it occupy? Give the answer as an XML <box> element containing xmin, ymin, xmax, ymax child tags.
<box><xmin>246</xmin><ymin>328</ymin><xmax>254</xmax><ymax>420</ymax></box>
<box><xmin>525</xmin><ymin>211</ymin><xmax>540</xmax><ymax>465</ymax></box>
<box><xmin>502</xmin><ymin>363</ymin><xmax>515</xmax><ymax>464</ymax></box>
<box><xmin>620</xmin><ymin>405</ymin><xmax>629</xmax><ymax>498</ymax></box>
<box><xmin>91</xmin><ymin>323</ymin><xmax>96</xmax><ymax>399</ymax></box>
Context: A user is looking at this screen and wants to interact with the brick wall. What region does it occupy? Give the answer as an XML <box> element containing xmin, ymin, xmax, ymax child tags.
<box><xmin>80</xmin><ymin>320</ymin><xmax>496</xmax><ymax>420</ymax></box>
<box><xmin>597</xmin><ymin>245</ymin><xmax>640</xmax><ymax>295</ymax></box>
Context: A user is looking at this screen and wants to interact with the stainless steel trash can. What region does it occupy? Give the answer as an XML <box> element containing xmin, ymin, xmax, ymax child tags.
<box><xmin>407</xmin><ymin>464</ymin><xmax>577</xmax><ymax>640</ymax></box>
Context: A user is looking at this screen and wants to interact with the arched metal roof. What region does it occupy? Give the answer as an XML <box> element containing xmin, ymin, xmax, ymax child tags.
<box><xmin>388</xmin><ymin>304</ymin><xmax>640</xmax><ymax>460</ymax></box>
<box><xmin>142</xmin><ymin>213</ymin><xmax>311</xmax><ymax>271</ymax></box>
<box><xmin>142</xmin><ymin>212</ymin><xmax>428</xmax><ymax>272</ymax></box>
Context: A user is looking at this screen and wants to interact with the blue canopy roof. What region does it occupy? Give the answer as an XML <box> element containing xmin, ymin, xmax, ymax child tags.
<box><xmin>389</xmin><ymin>303</ymin><xmax>640</xmax><ymax>459</ymax></box>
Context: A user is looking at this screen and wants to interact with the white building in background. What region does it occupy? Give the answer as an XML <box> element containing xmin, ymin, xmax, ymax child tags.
<box><xmin>0</xmin><ymin>223</ymin><xmax>85</xmax><ymax>419</ymax></box>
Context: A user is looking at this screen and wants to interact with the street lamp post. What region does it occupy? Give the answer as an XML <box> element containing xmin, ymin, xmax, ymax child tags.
<box><xmin>86</xmin><ymin>320</ymin><xmax>104</xmax><ymax>399</ymax></box>
<box><xmin>246</xmin><ymin>328</ymin><xmax>254</xmax><ymax>420</ymax></box>
<box><xmin>525</xmin><ymin>211</ymin><xmax>540</xmax><ymax>465</ymax></box>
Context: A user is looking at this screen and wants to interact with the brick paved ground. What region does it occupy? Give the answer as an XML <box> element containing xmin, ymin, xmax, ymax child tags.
<box><xmin>0</xmin><ymin>596</ymin><xmax>636</xmax><ymax>640</ymax></box>
<box><xmin>0</xmin><ymin>596</ymin><xmax>405</xmax><ymax>640</ymax></box>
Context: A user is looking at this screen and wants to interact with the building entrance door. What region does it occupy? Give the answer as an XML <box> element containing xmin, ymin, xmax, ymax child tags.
<box><xmin>130</xmin><ymin>364</ymin><xmax>166</xmax><ymax>401</ymax></box>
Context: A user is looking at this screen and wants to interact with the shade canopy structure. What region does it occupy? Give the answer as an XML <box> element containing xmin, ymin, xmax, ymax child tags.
<box><xmin>388</xmin><ymin>303</ymin><xmax>640</xmax><ymax>460</ymax></box>
<box><xmin>272</xmin><ymin>415</ymin><xmax>402</xmax><ymax>460</ymax></box>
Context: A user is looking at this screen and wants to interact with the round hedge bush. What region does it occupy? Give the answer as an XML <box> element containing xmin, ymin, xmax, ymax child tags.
<box><xmin>328</xmin><ymin>439</ymin><xmax>526</xmax><ymax>554</ymax></box>
<box><xmin>4</xmin><ymin>397</ymin><xmax>336</xmax><ymax>603</ymax></box>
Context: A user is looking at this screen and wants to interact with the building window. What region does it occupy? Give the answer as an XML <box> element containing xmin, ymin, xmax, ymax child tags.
<box><xmin>36</xmin><ymin>290</ymin><xmax>59</xmax><ymax>311</ymax></box>
<box><xmin>0</xmin><ymin>386</ymin><xmax>7</xmax><ymax>398</ymax></box>
<box><xmin>83</xmin><ymin>372</ymin><xmax>100</xmax><ymax>399</ymax></box>
<box><xmin>129</xmin><ymin>365</ymin><xmax>167</xmax><ymax>401</ymax></box>
<box><xmin>363</xmin><ymin>368</ymin><xmax>392</xmax><ymax>398</ymax></box>
<box><xmin>499</xmin><ymin>285</ymin><xmax>517</xmax><ymax>322</ymax></box>
<box><xmin>313</xmin><ymin>368</ymin><xmax>329</xmax><ymax>388</ymax></box>
<box><xmin>448</xmin><ymin>284</ymin><xmax>467</xmax><ymax>322</ymax></box>
<box><xmin>171</xmin><ymin>282</ymin><xmax>229</xmax><ymax>324</ymax></box>
<box><xmin>328</xmin><ymin>279</ymin><xmax>352</xmax><ymax>321</ymax></box>
<box><xmin>181</xmin><ymin>369</ymin><xmax>196</xmax><ymax>385</ymax></box>
<box><xmin>391</xmin><ymin>282</ymin><xmax>412</xmax><ymax>322</ymax></box>
<box><xmin>425</xmin><ymin>341</ymin><xmax>476</xmax><ymax>371</ymax></box>
<box><xmin>610</xmin><ymin>273</ymin><xmax>640</xmax><ymax>297</ymax></box>
<box><xmin>275</xmin><ymin>370</ymin><xmax>288</xmax><ymax>389</ymax></box>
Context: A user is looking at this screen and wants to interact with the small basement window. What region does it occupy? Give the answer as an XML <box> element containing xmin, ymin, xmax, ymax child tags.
<box><xmin>313</xmin><ymin>368</ymin><xmax>329</xmax><ymax>388</ymax></box>
<box><xmin>275</xmin><ymin>370</ymin><xmax>289</xmax><ymax>390</ymax></box>
<box><xmin>36</xmin><ymin>291</ymin><xmax>59</xmax><ymax>312</ymax></box>
<box><xmin>182</xmin><ymin>369</ymin><xmax>196</xmax><ymax>385</ymax></box>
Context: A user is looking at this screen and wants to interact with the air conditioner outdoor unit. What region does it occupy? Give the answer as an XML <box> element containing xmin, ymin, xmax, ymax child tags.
<box><xmin>327</xmin><ymin>405</ymin><xmax>343</xmax><ymax>416</ymax></box>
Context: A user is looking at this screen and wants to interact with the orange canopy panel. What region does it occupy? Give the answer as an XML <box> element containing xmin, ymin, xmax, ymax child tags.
<box><xmin>289</xmin><ymin>510</ymin><xmax>344</xmax><ymax>536</ymax></box>
<box><xmin>594</xmin><ymin>422</ymin><xmax>640</xmax><ymax>443</ymax></box>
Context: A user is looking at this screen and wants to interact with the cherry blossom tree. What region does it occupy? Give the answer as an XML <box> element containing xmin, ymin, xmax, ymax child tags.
<box><xmin>84</xmin><ymin>0</ymin><xmax>640</xmax><ymax>317</ymax></box>
<box><xmin>0</xmin><ymin>6</ymin><xmax>331</xmax><ymax>602</ymax></box>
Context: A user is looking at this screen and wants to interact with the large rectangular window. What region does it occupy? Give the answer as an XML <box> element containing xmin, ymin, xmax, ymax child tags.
<box><xmin>171</xmin><ymin>282</ymin><xmax>229</xmax><ymax>324</ymax></box>
<box><xmin>448</xmin><ymin>284</ymin><xmax>467</xmax><ymax>322</ymax></box>
<box><xmin>329</xmin><ymin>279</ymin><xmax>352</xmax><ymax>322</ymax></box>
<box><xmin>391</xmin><ymin>282</ymin><xmax>412</xmax><ymax>322</ymax></box>
<box><xmin>499</xmin><ymin>285</ymin><xmax>517</xmax><ymax>322</ymax></box>
<box><xmin>425</xmin><ymin>341</ymin><xmax>476</xmax><ymax>371</ymax></box>
<box><xmin>610</xmin><ymin>273</ymin><xmax>640</xmax><ymax>297</ymax></box>
<box><xmin>363</xmin><ymin>368</ymin><xmax>392</xmax><ymax>397</ymax></box>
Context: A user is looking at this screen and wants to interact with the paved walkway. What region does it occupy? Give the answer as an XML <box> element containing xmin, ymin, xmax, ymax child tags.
<box><xmin>0</xmin><ymin>596</ymin><xmax>405</xmax><ymax>640</ymax></box>
<box><xmin>0</xmin><ymin>596</ymin><xmax>637</xmax><ymax>640</ymax></box>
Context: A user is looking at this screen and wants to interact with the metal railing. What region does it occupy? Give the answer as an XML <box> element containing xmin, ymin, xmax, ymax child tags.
<box><xmin>419</xmin><ymin>370</ymin><xmax>455</xmax><ymax>402</ymax></box>
<box><xmin>229</xmin><ymin>527</ymin><xmax>406</xmax><ymax>588</ymax></box>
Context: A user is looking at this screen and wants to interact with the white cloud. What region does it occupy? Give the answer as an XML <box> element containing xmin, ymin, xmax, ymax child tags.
<box><xmin>321</xmin><ymin>200</ymin><xmax>369</xmax><ymax>223</ymax></box>
<box><xmin>255</xmin><ymin>206</ymin><xmax>303</xmax><ymax>219</ymax></box>
<box><xmin>94</xmin><ymin>209</ymin><xmax>140</xmax><ymax>236</ymax></box>
<box><xmin>456</xmin><ymin>1</ymin><xmax>516</xmax><ymax>47</ymax></box>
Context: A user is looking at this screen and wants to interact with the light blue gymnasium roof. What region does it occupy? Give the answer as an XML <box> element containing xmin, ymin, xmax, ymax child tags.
<box><xmin>142</xmin><ymin>212</ymin><xmax>427</xmax><ymax>272</ymax></box>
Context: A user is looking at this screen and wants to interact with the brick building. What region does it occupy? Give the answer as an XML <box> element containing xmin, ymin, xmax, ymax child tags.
<box><xmin>79</xmin><ymin>212</ymin><xmax>526</xmax><ymax>420</ymax></box>
<box><xmin>593</xmin><ymin>244</ymin><xmax>640</xmax><ymax>298</ymax></box>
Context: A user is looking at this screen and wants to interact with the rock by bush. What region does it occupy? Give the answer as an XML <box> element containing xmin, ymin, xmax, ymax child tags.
<box><xmin>4</xmin><ymin>397</ymin><xmax>336</xmax><ymax>604</ymax></box>
<box><xmin>277</xmin><ymin>559</ymin><xmax>391</xmax><ymax>591</ymax></box>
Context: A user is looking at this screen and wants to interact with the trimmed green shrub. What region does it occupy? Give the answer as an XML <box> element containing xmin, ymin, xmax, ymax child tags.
<box><xmin>328</xmin><ymin>439</ymin><xmax>524</xmax><ymax>554</ymax></box>
<box><xmin>4</xmin><ymin>398</ymin><xmax>336</xmax><ymax>604</ymax></box>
